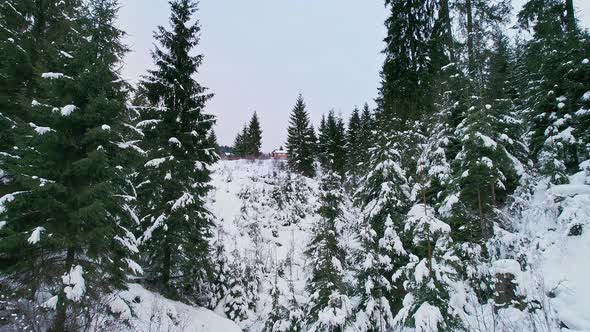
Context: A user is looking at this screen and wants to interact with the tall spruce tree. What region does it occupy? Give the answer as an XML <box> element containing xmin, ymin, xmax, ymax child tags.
<box><xmin>345</xmin><ymin>107</ymin><xmax>364</xmax><ymax>190</ymax></box>
<box><xmin>286</xmin><ymin>94</ymin><xmax>316</xmax><ymax>177</ymax></box>
<box><xmin>349</xmin><ymin>1</ymin><xmax>449</xmax><ymax>329</ymax></box>
<box><xmin>246</xmin><ymin>112</ymin><xmax>262</xmax><ymax>157</ymax></box>
<box><xmin>379</xmin><ymin>0</ymin><xmax>442</xmax><ymax>175</ymax></box>
<box><xmin>0</xmin><ymin>1</ymin><xmax>141</xmax><ymax>330</ymax></box>
<box><xmin>317</xmin><ymin>115</ymin><xmax>327</xmax><ymax>165</ymax></box>
<box><xmin>137</xmin><ymin>0</ymin><xmax>217</xmax><ymax>302</ymax></box>
<box><xmin>380</xmin><ymin>0</ymin><xmax>440</xmax><ymax>123</ymax></box>
<box><xmin>357</xmin><ymin>103</ymin><xmax>374</xmax><ymax>171</ymax></box>
<box><xmin>0</xmin><ymin>0</ymin><xmax>34</xmax><ymax>196</ymax></box>
<box><xmin>318</xmin><ymin>111</ymin><xmax>347</xmax><ymax>177</ymax></box>
<box><xmin>447</xmin><ymin>102</ymin><xmax>520</xmax><ymax>243</ymax></box>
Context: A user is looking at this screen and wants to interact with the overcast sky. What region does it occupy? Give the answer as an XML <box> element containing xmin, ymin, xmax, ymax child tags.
<box><xmin>118</xmin><ymin>0</ymin><xmax>590</xmax><ymax>152</ymax></box>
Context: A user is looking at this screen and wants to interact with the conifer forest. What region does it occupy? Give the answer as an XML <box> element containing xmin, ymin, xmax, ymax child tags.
<box><xmin>1</xmin><ymin>0</ymin><xmax>590</xmax><ymax>331</ymax></box>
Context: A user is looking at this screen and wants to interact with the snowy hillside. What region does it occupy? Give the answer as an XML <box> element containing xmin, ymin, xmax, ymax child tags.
<box><xmin>208</xmin><ymin>159</ymin><xmax>320</xmax><ymax>331</ymax></box>
<box><xmin>205</xmin><ymin>159</ymin><xmax>590</xmax><ymax>332</ymax></box>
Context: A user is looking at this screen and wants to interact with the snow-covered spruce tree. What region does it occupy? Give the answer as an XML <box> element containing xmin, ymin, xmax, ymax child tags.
<box><xmin>210</xmin><ymin>232</ymin><xmax>230</xmax><ymax>309</ymax></box>
<box><xmin>347</xmin><ymin>1</ymin><xmax>445</xmax><ymax>330</ymax></box>
<box><xmin>286</xmin><ymin>94</ymin><xmax>316</xmax><ymax>177</ymax></box>
<box><xmin>517</xmin><ymin>0</ymin><xmax>590</xmax><ymax>182</ymax></box>
<box><xmin>222</xmin><ymin>244</ymin><xmax>260</xmax><ymax>324</ymax></box>
<box><xmin>486</xmin><ymin>34</ymin><xmax>529</xmax><ymax>172</ymax></box>
<box><xmin>447</xmin><ymin>101</ymin><xmax>520</xmax><ymax>244</ymax></box>
<box><xmin>304</xmin><ymin>169</ymin><xmax>351</xmax><ymax>331</ymax></box>
<box><xmin>403</xmin><ymin>71</ymin><xmax>467</xmax><ymax>329</ymax></box>
<box><xmin>266</xmin><ymin>272</ymin><xmax>303</xmax><ymax>332</ymax></box>
<box><xmin>422</xmin><ymin>0</ymin><xmax>469</xmax><ymax>196</ymax></box>
<box><xmin>0</xmin><ymin>1</ymin><xmax>141</xmax><ymax>330</ymax></box>
<box><xmin>137</xmin><ymin>0</ymin><xmax>217</xmax><ymax>303</ymax></box>
<box><xmin>266</xmin><ymin>270</ymin><xmax>286</xmax><ymax>331</ymax></box>
<box><xmin>442</xmin><ymin>2</ymin><xmax>523</xmax><ymax>242</ymax></box>
<box><xmin>418</xmin><ymin>63</ymin><xmax>460</xmax><ymax>208</ymax></box>
<box><xmin>317</xmin><ymin>111</ymin><xmax>347</xmax><ymax>177</ymax></box>
<box><xmin>446</xmin><ymin>33</ymin><xmax>526</xmax><ymax>229</ymax></box>
<box><xmin>350</xmin><ymin>115</ymin><xmax>411</xmax><ymax>331</ymax></box>
<box><xmin>393</xmin><ymin>203</ymin><xmax>461</xmax><ymax>331</ymax></box>
<box><xmin>276</xmin><ymin>170</ymin><xmax>311</xmax><ymax>226</ymax></box>
<box><xmin>265</xmin><ymin>247</ymin><xmax>304</xmax><ymax>332</ymax></box>
<box><xmin>224</xmin><ymin>249</ymin><xmax>251</xmax><ymax>322</ymax></box>
<box><xmin>450</xmin><ymin>0</ymin><xmax>513</xmax><ymax>172</ymax></box>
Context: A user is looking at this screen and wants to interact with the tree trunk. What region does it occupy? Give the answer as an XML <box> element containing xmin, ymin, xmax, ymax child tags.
<box><xmin>566</xmin><ymin>0</ymin><xmax>576</xmax><ymax>33</ymax></box>
<box><xmin>466</xmin><ymin>0</ymin><xmax>475</xmax><ymax>76</ymax></box>
<box><xmin>162</xmin><ymin>236</ymin><xmax>171</xmax><ymax>292</ymax></box>
<box><xmin>441</xmin><ymin>0</ymin><xmax>455</xmax><ymax>62</ymax></box>
<box><xmin>423</xmin><ymin>190</ymin><xmax>433</xmax><ymax>276</ymax></box>
<box><xmin>491</xmin><ymin>180</ymin><xmax>496</xmax><ymax>207</ymax></box>
<box><xmin>477</xmin><ymin>188</ymin><xmax>485</xmax><ymax>239</ymax></box>
<box><xmin>50</xmin><ymin>248</ymin><xmax>75</xmax><ymax>332</ymax></box>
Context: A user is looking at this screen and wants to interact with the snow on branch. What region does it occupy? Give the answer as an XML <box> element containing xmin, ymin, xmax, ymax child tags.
<box><xmin>145</xmin><ymin>156</ymin><xmax>174</xmax><ymax>168</ymax></box>
<box><xmin>27</xmin><ymin>226</ymin><xmax>45</xmax><ymax>244</ymax></box>
<box><xmin>62</xmin><ymin>265</ymin><xmax>86</xmax><ymax>302</ymax></box>
<box><xmin>41</xmin><ymin>72</ymin><xmax>73</xmax><ymax>80</ymax></box>
<box><xmin>170</xmin><ymin>192</ymin><xmax>195</xmax><ymax>211</ymax></box>
<box><xmin>29</xmin><ymin>122</ymin><xmax>54</xmax><ymax>135</ymax></box>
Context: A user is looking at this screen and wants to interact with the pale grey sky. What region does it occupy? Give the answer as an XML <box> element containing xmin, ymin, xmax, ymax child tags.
<box><xmin>118</xmin><ymin>0</ymin><xmax>590</xmax><ymax>152</ymax></box>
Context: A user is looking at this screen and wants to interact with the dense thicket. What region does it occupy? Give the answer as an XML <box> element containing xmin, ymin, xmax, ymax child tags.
<box><xmin>286</xmin><ymin>95</ymin><xmax>316</xmax><ymax>177</ymax></box>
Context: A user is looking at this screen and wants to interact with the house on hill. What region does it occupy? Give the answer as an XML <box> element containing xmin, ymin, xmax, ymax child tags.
<box><xmin>271</xmin><ymin>147</ymin><xmax>288</xmax><ymax>160</ymax></box>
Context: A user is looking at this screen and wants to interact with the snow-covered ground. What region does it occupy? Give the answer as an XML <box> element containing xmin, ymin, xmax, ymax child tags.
<box><xmin>513</xmin><ymin>168</ymin><xmax>590</xmax><ymax>331</ymax></box>
<box><xmin>106</xmin><ymin>284</ymin><xmax>241</xmax><ymax>332</ymax></box>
